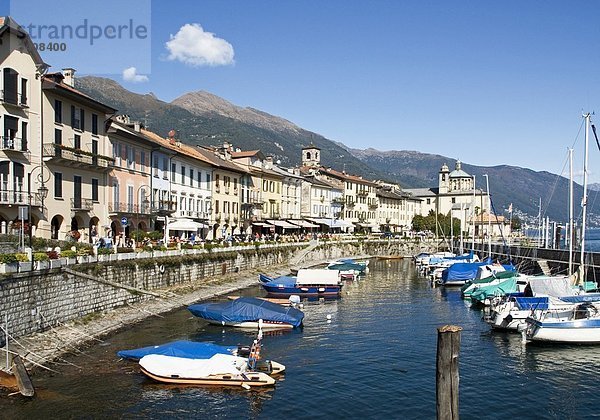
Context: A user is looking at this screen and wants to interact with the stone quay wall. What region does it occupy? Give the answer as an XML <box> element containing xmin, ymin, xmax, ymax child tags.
<box><xmin>0</xmin><ymin>239</ymin><xmax>432</xmax><ymax>346</ymax></box>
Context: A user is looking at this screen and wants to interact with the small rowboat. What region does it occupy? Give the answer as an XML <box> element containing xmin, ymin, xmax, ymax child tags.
<box><xmin>139</xmin><ymin>354</ymin><xmax>276</xmax><ymax>387</ymax></box>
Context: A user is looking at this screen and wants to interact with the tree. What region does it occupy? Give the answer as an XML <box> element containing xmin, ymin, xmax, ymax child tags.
<box><xmin>511</xmin><ymin>215</ymin><xmax>521</xmax><ymax>231</ymax></box>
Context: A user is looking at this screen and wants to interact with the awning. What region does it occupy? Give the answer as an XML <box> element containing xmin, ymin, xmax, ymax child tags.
<box><xmin>266</xmin><ymin>219</ymin><xmax>300</xmax><ymax>229</ymax></box>
<box><xmin>308</xmin><ymin>218</ymin><xmax>333</xmax><ymax>227</ymax></box>
<box><xmin>332</xmin><ymin>219</ymin><xmax>353</xmax><ymax>228</ymax></box>
<box><xmin>289</xmin><ymin>220</ymin><xmax>320</xmax><ymax>228</ymax></box>
<box><xmin>167</xmin><ymin>218</ymin><xmax>208</xmax><ymax>231</ymax></box>
<box><xmin>252</xmin><ymin>222</ymin><xmax>270</xmax><ymax>227</ymax></box>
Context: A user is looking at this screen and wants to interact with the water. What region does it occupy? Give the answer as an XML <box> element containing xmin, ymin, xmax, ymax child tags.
<box><xmin>525</xmin><ymin>226</ymin><xmax>600</xmax><ymax>252</ymax></box>
<box><xmin>3</xmin><ymin>260</ymin><xmax>600</xmax><ymax>419</ymax></box>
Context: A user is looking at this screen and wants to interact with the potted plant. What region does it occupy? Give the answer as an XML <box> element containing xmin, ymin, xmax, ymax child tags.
<box><xmin>33</xmin><ymin>252</ymin><xmax>50</xmax><ymax>270</ymax></box>
<box><xmin>0</xmin><ymin>253</ymin><xmax>19</xmax><ymax>273</ymax></box>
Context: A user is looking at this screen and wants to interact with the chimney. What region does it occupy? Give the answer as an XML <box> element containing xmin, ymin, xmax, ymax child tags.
<box><xmin>168</xmin><ymin>129</ymin><xmax>176</xmax><ymax>145</ymax></box>
<box><xmin>264</xmin><ymin>156</ymin><xmax>273</xmax><ymax>169</ymax></box>
<box><xmin>133</xmin><ymin>121</ymin><xmax>141</xmax><ymax>132</ymax></box>
<box><xmin>62</xmin><ymin>68</ymin><xmax>76</xmax><ymax>87</ymax></box>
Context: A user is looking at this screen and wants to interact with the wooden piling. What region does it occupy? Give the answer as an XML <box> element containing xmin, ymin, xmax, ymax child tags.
<box><xmin>436</xmin><ymin>325</ymin><xmax>462</xmax><ymax>420</ymax></box>
<box><xmin>12</xmin><ymin>355</ymin><xmax>34</xmax><ymax>397</ymax></box>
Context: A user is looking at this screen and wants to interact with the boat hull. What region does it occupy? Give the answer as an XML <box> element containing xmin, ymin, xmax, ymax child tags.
<box><xmin>526</xmin><ymin>318</ymin><xmax>600</xmax><ymax>343</ymax></box>
<box><xmin>261</xmin><ymin>284</ymin><xmax>341</xmax><ymax>297</ymax></box>
<box><xmin>140</xmin><ymin>366</ymin><xmax>276</xmax><ymax>386</ymax></box>
<box><xmin>203</xmin><ymin>319</ymin><xmax>295</xmax><ymax>330</ymax></box>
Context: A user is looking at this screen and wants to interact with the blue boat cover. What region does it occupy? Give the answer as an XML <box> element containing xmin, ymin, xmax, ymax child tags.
<box><xmin>188</xmin><ymin>297</ymin><xmax>304</xmax><ymax>327</ymax></box>
<box><xmin>260</xmin><ymin>274</ymin><xmax>297</xmax><ymax>286</ymax></box>
<box><xmin>442</xmin><ymin>258</ymin><xmax>493</xmax><ymax>282</ymax></box>
<box><xmin>117</xmin><ymin>340</ymin><xmax>235</xmax><ymax>361</ymax></box>
<box><xmin>560</xmin><ymin>293</ymin><xmax>600</xmax><ymax>303</ymax></box>
<box><xmin>515</xmin><ymin>297</ymin><xmax>549</xmax><ymax>310</ymax></box>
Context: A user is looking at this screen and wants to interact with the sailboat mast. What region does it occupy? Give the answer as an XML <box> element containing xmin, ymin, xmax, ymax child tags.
<box><xmin>568</xmin><ymin>148</ymin><xmax>573</xmax><ymax>277</ymax></box>
<box><xmin>471</xmin><ymin>175</ymin><xmax>476</xmax><ymax>253</ymax></box>
<box><xmin>579</xmin><ymin>113</ymin><xmax>591</xmax><ymax>279</ymax></box>
<box><xmin>484</xmin><ymin>174</ymin><xmax>491</xmax><ymax>258</ymax></box>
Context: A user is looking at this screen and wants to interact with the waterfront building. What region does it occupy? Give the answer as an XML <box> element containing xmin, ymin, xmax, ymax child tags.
<box><xmin>375</xmin><ymin>182</ymin><xmax>422</xmax><ymax>235</ymax></box>
<box><xmin>196</xmin><ymin>146</ymin><xmax>247</xmax><ymax>239</ymax></box>
<box><xmin>42</xmin><ymin>70</ymin><xmax>116</xmax><ymax>242</ymax></box>
<box><xmin>0</xmin><ymin>17</ymin><xmax>48</xmax><ymax>238</ymax></box>
<box><xmin>404</xmin><ymin>161</ymin><xmax>488</xmax><ymax>235</ymax></box>
<box><xmin>107</xmin><ymin>117</ymin><xmax>154</xmax><ymax>238</ymax></box>
<box><xmin>270</xmin><ymin>165</ymin><xmax>303</xmax><ymax>221</ymax></box>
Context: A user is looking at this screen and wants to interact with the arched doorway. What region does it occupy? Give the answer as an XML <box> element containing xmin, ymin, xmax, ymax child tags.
<box><xmin>137</xmin><ymin>221</ymin><xmax>147</xmax><ymax>231</ymax></box>
<box><xmin>51</xmin><ymin>215</ymin><xmax>63</xmax><ymax>239</ymax></box>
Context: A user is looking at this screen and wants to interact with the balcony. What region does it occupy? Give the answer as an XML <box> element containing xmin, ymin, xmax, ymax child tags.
<box><xmin>109</xmin><ymin>202</ymin><xmax>151</xmax><ymax>215</ymax></box>
<box><xmin>71</xmin><ymin>197</ymin><xmax>93</xmax><ymax>211</ymax></box>
<box><xmin>0</xmin><ymin>90</ymin><xmax>28</xmax><ymax>108</ymax></box>
<box><xmin>215</xmin><ymin>185</ymin><xmax>221</xmax><ymax>193</ymax></box>
<box><xmin>369</xmin><ymin>201</ymin><xmax>379</xmax><ymax>210</ymax></box>
<box><xmin>0</xmin><ymin>137</ymin><xmax>28</xmax><ymax>153</ymax></box>
<box><xmin>0</xmin><ymin>190</ymin><xmax>42</xmax><ymax>207</ymax></box>
<box><xmin>331</xmin><ymin>197</ymin><xmax>345</xmax><ymax>205</ymax></box>
<box><xmin>233</xmin><ymin>188</ymin><xmax>239</xmax><ymax>195</ymax></box>
<box><xmin>346</xmin><ymin>200</ymin><xmax>355</xmax><ymax>208</ymax></box>
<box><xmin>151</xmin><ymin>200</ymin><xmax>176</xmax><ymax>215</ymax></box>
<box><xmin>357</xmin><ymin>190</ymin><xmax>368</xmax><ymax>196</ymax></box>
<box><xmin>43</xmin><ymin>144</ymin><xmax>114</xmax><ymax>171</ymax></box>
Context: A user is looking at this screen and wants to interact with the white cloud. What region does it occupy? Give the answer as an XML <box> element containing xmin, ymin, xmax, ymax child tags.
<box><xmin>165</xmin><ymin>23</ymin><xmax>234</xmax><ymax>67</ymax></box>
<box><xmin>122</xmin><ymin>67</ymin><xmax>149</xmax><ymax>83</ymax></box>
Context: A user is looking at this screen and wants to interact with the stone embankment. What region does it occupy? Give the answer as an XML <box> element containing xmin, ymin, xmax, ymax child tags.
<box><xmin>0</xmin><ymin>238</ymin><xmax>432</xmax><ymax>372</ymax></box>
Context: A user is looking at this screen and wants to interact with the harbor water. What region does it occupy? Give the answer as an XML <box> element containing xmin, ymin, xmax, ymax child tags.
<box><xmin>3</xmin><ymin>259</ymin><xmax>600</xmax><ymax>419</ymax></box>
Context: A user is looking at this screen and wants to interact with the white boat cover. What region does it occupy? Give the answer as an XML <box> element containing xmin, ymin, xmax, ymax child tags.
<box><xmin>475</xmin><ymin>264</ymin><xmax>506</xmax><ymax>280</ymax></box>
<box><xmin>139</xmin><ymin>353</ymin><xmax>247</xmax><ymax>378</ymax></box>
<box><xmin>296</xmin><ymin>269</ymin><xmax>340</xmax><ymax>285</ymax></box>
<box><xmin>528</xmin><ymin>276</ymin><xmax>573</xmax><ymax>297</ymax></box>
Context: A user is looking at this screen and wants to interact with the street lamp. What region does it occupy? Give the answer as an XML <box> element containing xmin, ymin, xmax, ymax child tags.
<box><xmin>483</xmin><ymin>174</ymin><xmax>491</xmax><ymax>258</ymax></box>
<box><xmin>25</xmin><ymin>165</ymin><xmax>50</xmax><ymax>248</ymax></box>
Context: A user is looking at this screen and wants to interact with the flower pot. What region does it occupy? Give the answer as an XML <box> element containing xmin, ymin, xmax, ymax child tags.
<box><xmin>0</xmin><ymin>263</ymin><xmax>18</xmax><ymax>273</ymax></box>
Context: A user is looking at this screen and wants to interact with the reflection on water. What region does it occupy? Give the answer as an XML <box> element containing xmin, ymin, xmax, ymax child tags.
<box><xmin>2</xmin><ymin>259</ymin><xmax>600</xmax><ymax>418</ymax></box>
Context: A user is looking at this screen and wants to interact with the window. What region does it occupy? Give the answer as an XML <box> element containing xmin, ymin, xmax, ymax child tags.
<box><xmin>153</xmin><ymin>155</ymin><xmax>159</xmax><ymax>177</ymax></box>
<box><xmin>91</xmin><ymin>114</ymin><xmax>98</xmax><ymax>135</ymax></box>
<box><xmin>234</xmin><ymin>178</ymin><xmax>237</xmax><ymax>191</ymax></box>
<box><xmin>206</xmin><ymin>173</ymin><xmax>211</xmax><ymax>185</ymax></box>
<box><xmin>215</xmin><ymin>200</ymin><xmax>220</xmax><ymax>213</ymax></box>
<box><xmin>54</xmin><ymin>100</ymin><xmax>62</xmax><ymax>123</ymax></box>
<box><xmin>54</xmin><ymin>172</ymin><xmax>63</xmax><ymax>198</ymax></box>
<box><xmin>127</xmin><ymin>186</ymin><xmax>134</xmax><ymax>212</ymax></box>
<box><xmin>3</xmin><ymin>116</ymin><xmax>18</xmax><ymax>145</ymax></box>
<box><xmin>74</xmin><ymin>134</ymin><xmax>81</xmax><ymax>150</ymax></box>
<box><xmin>197</xmin><ymin>171</ymin><xmax>202</xmax><ymax>188</ymax></box>
<box><xmin>3</xmin><ymin>68</ymin><xmax>18</xmax><ymax>105</ymax></box>
<box><xmin>162</xmin><ymin>158</ymin><xmax>168</xmax><ymax>179</ymax></box>
<box><xmin>113</xmin><ymin>142</ymin><xmax>121</xmax><ymax>166</ymax></box>
<box><xmin>215</xmin><ymin>174</ymin><xmax>220</xmax><ymax>186</ymax></box>
<box><xmin>20</xmin><ymin>78</ymin><xmax>27</xmax><ymax>106</ymax></box>
<box><xmin>140</xmin><ymin>151</ymin><xmax>146</xmax><ymax>172</ymax></box>
<box><xmin>426</xmin><ymin>198</ymin><xmax>431</xmax><ymax>205</ymax></box>
<box><xmin>190</xmin><ymin>169</ymin><xmax>194</xmax><ymax>186</ymax></box>
<box><xmin>171</xmin><ymin>163</ymin><xmax>177</xmax><ymax>182</ymax></box>
<box><xmin>71</xmin><ymin>106</ymin><xmax>81</xmax><ymax>130</ymax></box>
<box><xmin>128</xmin><ymin>146</ymin><xmax>135</xmax><ymax>170</ymax></box>
<box><xmin>452</xmin><ymin>198</ymin><xmax>456</xmax><ymax>204</ymax></box>
<box><xmin>113</xmin><ymin>182</ymin><xmax>119</xmax><ymax>208</ymax></box>
<box><xmin>21</xmin><ymin>121</ymin><xmax>27</xmax><ymax>151</ymax></box>
<box><xmin>54</xmin><ymin>128</ymin><xmax>62</xmax><ymax>145</ymax></box>
<box><xmin>181</xmin><ymin>165</ymin><xmax>186</xmax><ymax>184</ymax></box>
<box><xmin>91</xmin><ymin>178</ymin><xmax>99</xmax><ymax>201</ymax></box>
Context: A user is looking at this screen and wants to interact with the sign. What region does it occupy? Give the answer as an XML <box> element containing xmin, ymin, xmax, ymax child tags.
<box><xmin>19</xmin><ymin>206</ymin><xmax>29</xmax><ymax>220</ymax></box>
<box><xmin>121</xmin><ymin>217</ymin><xmax>128</xmax><ymax>226</ymax></box>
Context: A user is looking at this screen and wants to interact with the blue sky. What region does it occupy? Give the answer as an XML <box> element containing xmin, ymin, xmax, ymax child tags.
<box><xmin>4</xmin><ymin>0</ymin><xmax>600</xmax><ymax>183</ymax></box>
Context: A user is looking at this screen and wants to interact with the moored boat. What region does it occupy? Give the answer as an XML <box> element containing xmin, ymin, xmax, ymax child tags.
<box><xmin>139</xmin><ymin>353</ymin><xmax>277</xmax><ymax>387</ymax></box>
<box><xmin>188</xmin><ymin>297</ymin><xmax>304</xmax><ymax>329</ymax></box>
<box><xmin>259</xmin><ymin>269</ymin><xmax>343</xmax><ymax>297</ymax></box>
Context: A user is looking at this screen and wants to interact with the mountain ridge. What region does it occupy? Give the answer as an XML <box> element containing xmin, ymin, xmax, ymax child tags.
<box><xmin>75</xmin><ymin>75</ymin><xmax>598</xmax><ymax>224</ymax></box>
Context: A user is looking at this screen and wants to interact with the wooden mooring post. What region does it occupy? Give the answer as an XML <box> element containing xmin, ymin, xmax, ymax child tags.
<box><xmin>436</xmin><ymin>325</ymin><xmax>462</xmax><ymax>420</ymax></box>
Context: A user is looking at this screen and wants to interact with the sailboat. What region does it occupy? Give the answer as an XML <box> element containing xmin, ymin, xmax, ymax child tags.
<box><xmin>523</xmin><ymin>113</ymin><xmax>600</xmax><ymax>343</ymax></box>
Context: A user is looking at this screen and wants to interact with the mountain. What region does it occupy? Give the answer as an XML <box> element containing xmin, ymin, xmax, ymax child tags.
<box><xmin>75</xmin><ymin>76</ymin><xmax>597</xmax><ymax>224</ymax></box>
<box><xmin>349</xmin><ymin>148</ymin><xmax>600</xmax><ymax>225</ymax></box>
<box><xmin>76</xmin><ymin>76</ymin><xmax>379</xmax><ymax>179</ymax></box>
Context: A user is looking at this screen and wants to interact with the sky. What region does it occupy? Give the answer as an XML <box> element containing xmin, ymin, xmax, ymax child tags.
<box><xmin>4</xmin><ymin>0</ymin><xmax>600</xmax><ymax>183</ymax></box>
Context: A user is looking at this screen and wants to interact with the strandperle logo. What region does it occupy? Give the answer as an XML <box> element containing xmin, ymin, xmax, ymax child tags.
<box><xmin>24</xmin><ymin>19</ymin><xmax>149</xmax><ymax>46</ymax></box>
